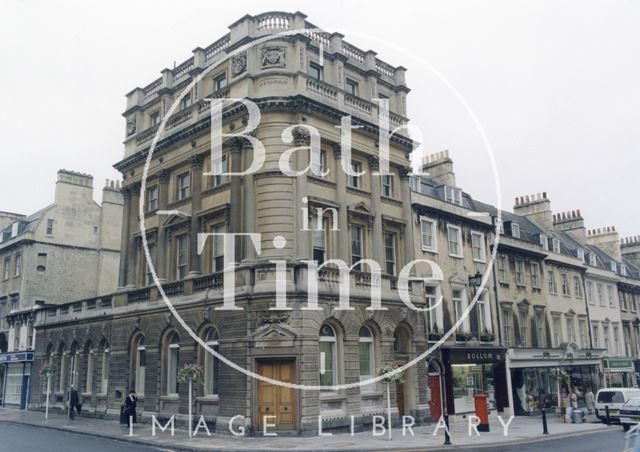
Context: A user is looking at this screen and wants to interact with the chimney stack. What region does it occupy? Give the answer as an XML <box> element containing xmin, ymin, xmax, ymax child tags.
<box><xmin>421</xmin><ymin>150</ymin><xmax>456</xmax><ymax>187</ymax></box>
<box><xmin>55</xmin><ymin>169</ymin><xmax>94</xmax><ymax>206</ymax></box>
<box><xmin>586</xmin><ymin>226</ymin><xmax>621</xmax><ymax>261</ymax></box>
<box><xmin>513</xmin><ymin>192</ymin><xmax>553</xmax><ymax>230</ymax></box>
<box><xmin>553</xmin><ymin>209</ymin><xmax>586</xmax><ymax>244</ymax></box>
<box><xmin>621</xmin><ymin>235</ymin><xmax>640</xmax><ymax>268</ymax></box>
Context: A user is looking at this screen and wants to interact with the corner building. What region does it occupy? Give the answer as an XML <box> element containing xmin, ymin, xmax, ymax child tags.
<box><xmin>31</xmin><ymin>12</ymin><xmax>430</xmax><ymax>434</ymax></box>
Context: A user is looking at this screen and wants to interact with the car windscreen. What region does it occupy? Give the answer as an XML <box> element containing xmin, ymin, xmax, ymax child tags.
<box><xmin>598</xmin><ymin>391</ymin><xmax>624</xmax><ymax>403</ymax></box>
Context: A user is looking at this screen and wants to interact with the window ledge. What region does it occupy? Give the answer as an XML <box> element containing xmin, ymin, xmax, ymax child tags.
<box><xmin>361</xmin><ymin>391</ymin><xmax>383</xmax><ymax>399</ymax></box>
<box><xmin>319</xmin><ymin>392</ymin><xmax>346</xmax><ymax>402</ymax></box>
<box><xmin>160</xmin><ymin>395</ymin><xmax>179</xmax><ymax>401</ymax></box>
<box><xmin>196</xmin><ymin>395</ymin><xmax>220</xmax><ymax>403</ymax></box>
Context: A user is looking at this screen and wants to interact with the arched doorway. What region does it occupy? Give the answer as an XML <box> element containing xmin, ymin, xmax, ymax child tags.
<box><xmin>427</xmin><ymin>358</ymin><xmax>444</xmax><ymax>422</ymax></box>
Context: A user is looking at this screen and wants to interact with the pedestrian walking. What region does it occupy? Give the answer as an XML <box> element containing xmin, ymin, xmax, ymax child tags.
<box><xmin>570</xmin><ymin>389</ymin><xmax>578</xmax><ymax>410</ymax></box>
<box><xmin>125</xmin><ymin>390</ymin><xmax>138</xmax><ymax>427</ymax></box>
<box><xmin>68</xmin><ymin>386</ymin><xmax>79</xmax><ymax>420</ymax></box>
<box><xmin>585</xmin><ymin>387</ymin><xmax>595</xmax><ymax>414</ymax></box>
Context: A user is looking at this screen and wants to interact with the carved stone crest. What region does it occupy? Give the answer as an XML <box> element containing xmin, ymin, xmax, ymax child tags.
<box><xmin>261</xmin><ymin>46</ymin><xmax>286</xmax><ymax>68</ymax></box>
<box><xmin>231</xmin><ymin>52</ymin><xmax>247</xmax><ymax>76</ymax></box>
<box><xmin>259</xmin><ymin>312</ymin><xmax>290</xmax><ymax>325</ymax></box>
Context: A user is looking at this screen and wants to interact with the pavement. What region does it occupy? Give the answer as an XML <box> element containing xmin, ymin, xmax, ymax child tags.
<box><xmin>0</xmin><ymin>408</ymin><xmax>620</xmax><ymax>452</ymax></box>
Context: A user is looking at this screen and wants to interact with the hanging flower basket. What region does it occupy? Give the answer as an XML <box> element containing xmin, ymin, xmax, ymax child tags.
<box><xmin>378</xmin><ymin>364</ymin><xmax>406</xmax><ymax>384</ymax></box>
<box><xmin>177</xmin><ymin>363</ymin><xmax>204</xmax><ymax>384</ymax></box>
<box><xmin>40</xmin><ymin>364</ymin><xmax>57</xmax><ymax>377</ymax></box>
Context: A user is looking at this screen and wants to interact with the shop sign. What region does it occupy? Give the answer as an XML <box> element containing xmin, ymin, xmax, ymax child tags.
<box><xmin>605</xmin><ymin>358</ymin><xmax>633</xmax><ymax>369</ymax></box>
<box><xmin>0</xmin><ymin>351</ymin><xmax>34</xmax><ymax>363</ymax></box>
<box><xmin>448</xmin><ymin>348</ymin><xmax>505</xmax><ymax>364</ymax></box>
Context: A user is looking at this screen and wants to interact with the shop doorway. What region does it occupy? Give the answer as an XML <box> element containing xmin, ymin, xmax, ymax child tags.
<box><xmin>257</xmin><ymin>360</ymin><xmax>296</xmax><ymax>431</ymax></box>
<box><xmin>428</xmin><ymin>374</ymin><xmax>442</xmax><ymax>421</ymax></box>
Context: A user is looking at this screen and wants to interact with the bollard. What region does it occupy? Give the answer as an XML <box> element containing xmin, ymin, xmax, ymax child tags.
<box><xmin>444</xmin><ymin>414</ymin><xmax>451</xmax><ymax>445</ymax></box>
<box><xmin>605</xmin><ymin>405</ymin><xmax>611</xmax><ymax>425</ymax></box>
<box><xmin>542</xmin><ymin>409</ymin><xmax>549</xmax><ymax>434</ymax></box>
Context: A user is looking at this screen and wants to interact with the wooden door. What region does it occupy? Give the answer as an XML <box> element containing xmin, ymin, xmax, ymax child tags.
<box><xmin>428</xmin><ymin>374</ymin><xmax>442</xmax><ymax>421</ymax></box>
<box><xmin>396</xmin><ymin>381</ymin><xmax>406</xmax><ymax>417</ymax></box>
<box><xmin>257</xmin><ymin>360</ymin><xmax>296</xmax><ymax>430</ymax></box>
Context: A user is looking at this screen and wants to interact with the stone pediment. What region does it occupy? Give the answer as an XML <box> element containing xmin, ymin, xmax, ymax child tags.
<box><xmin>348</xmin><ymin>202</ymin><xmax>373</xmax><ymax>217</ymax></box>
<box><xmin>449</xmin><ymin>275</ymin><xmax>467</xmax><ymax>286</ymax></box>
<box><xmin>252</xmin><ymin>322</ymin><xmax>297</xmax><ymax>340</ymax></box>
<box><xmin>162</xmin><ymin>211</ymin><xmax>191</xmax><ymax>228</ymax></box>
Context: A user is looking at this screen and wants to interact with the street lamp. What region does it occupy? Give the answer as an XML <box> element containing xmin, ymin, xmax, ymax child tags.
<box><xmin>468</xmin><ymin>272</ymin><xmax>483</xmax><ymax>289</ymax></box>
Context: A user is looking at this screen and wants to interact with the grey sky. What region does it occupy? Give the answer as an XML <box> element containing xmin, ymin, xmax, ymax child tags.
<box><xmin>1</xmin><ymin>0</ymin><xmax>638</xmax><ymax>237</ymax></box>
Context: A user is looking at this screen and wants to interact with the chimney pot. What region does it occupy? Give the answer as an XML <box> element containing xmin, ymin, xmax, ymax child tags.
<box><xmin>543</xmin><ymin>192</ymin><xmax>547</xmax><ymax>199</ymax></box>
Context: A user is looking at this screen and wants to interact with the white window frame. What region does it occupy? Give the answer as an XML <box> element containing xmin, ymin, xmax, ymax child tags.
<box><xmin>383</xmin><ymin>232</ymin><xmax>397</xmax><ymax>275</ymax></box>
<box><xmin>530</xmin><ymin>262</ymin><xmax>541</xmax><ymax>288</ymax></box>
<box><xmin>204</xmin><ymin>329</ymin><xmax>219</xmax><ymax>397</ymax></box>
<box><xmin>447</xmin><ymin>224</ymin><xmax>463</xmax><ymax>258</ymax></box>
<box><xmin>589</xmin><ymin>253</ymin><xmax>597</xmax><ymax>266</ymax></box>
<box><xmin>147</xmin><ymin>186</ymin><xmax>158</xmax><ymax>211</ymax></box>
<box><xmin>381</xmin><ymin>174</ymin><xmax>393</xmax><ymax>197</ymax></box>
<box><xmin>515</xmin><ymin>259</ymin><xmax>525</xmax><ymax>286</ymax></box>
<box><xmin>573</xmin><ymin>276</ymin><xmax>583</xmax><ymax>299</ymax></box>
<box><xmin>176</xmin><ymin>235</ymin><xmax>188</xmax><ymax>280</ymax></box>
<box><xmin>319</xmin><ymin>324</ymin><xmax>337</xmax><ymax>389</ymax></box>
<box><xmin>358</xmin><ymin>326</ymin><xmax>375</xmax><ymax>391</ymax></box>
<box><xmin>444</xmin><ymin>185</ymin><xmax>462</xmax><ymax>205</ymax></box>
<box><xmin>471</xmin><ymin>231</ymin><xmax>486</xmax><ymax>263</ymax></box>
<box><xmin>539</xmin><ymin>235</ymin><xmax>548</xmax><ymax>250</ymax></box>
<box><xmin>511</xmin><ymin>223</ymin><xmax>521</xmax><ymax>239</ymax></box>
<box><xmin>497</xmin><ymin>255</ymin><xmax>509</xmax><ymax>284</ymax></box>
<box><xmin>420</xmin><ymin>217</ymin><xmax>437</xmax><ymax>253</ymax></box>
<box><xmin>85</xmin><ymin>350</ymin><xmax>94</xmax><ymax>394</ymax></box>
<box><xmin>552</xmin><ymin>238</ymin><xmax>561</xmax><ymax>254</ymax></box>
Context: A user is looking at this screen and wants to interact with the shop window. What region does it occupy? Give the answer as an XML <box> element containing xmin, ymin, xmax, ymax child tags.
<box><xmin>452</xmin><ymin>363</ymin><xmax>496</xmax><ymax>414</ymax></box>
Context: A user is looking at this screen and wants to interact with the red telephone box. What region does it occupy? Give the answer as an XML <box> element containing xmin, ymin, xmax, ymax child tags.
<box><xmin>474</xmin><ymin>394</ymin><xmax>490</xmax><ymax>432</ymax></box>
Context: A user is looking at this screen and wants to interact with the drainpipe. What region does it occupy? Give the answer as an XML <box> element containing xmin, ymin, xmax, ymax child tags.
<box><xmin>582</xmin><ymin>271</ymin><xmax>593</xmax><ymax>349</ymax></box>
<box><xmin>489</xmin><ymin>238</ymin><xmax>503</xmax><ymax>345</ymax></box>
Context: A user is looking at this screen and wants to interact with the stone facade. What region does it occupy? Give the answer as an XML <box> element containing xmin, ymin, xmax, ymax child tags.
<box><xmin>0</xmin><ymin>170</ymin><xmax>123</xmax><ymax>408</ymax></box>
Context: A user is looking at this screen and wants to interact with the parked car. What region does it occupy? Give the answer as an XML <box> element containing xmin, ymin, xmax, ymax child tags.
<box><xmin>620</xmin><ymin>398</ymin><xmax>640</xmax><ymax>431</ymax></box>
<box><xmin>595</xmin><ymin>388</ymin><xmax>640</xmax><ymax>424</ymax></box>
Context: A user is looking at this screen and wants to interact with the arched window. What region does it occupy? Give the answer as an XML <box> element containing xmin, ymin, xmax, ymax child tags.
<box><xmin>203</xmin><ymin>329</ymin><xmax>219</xmax><ymax>396</ymax></box>
<box><xmin>84</xmin><ymin>341</ymin><xmax>94</xmax><ymax>394</ymax></box>
<box><xmin>319</xmin><ymin>324</ymin><xmax>337</xmax><ymax>388</ymax></box>
<box><xmin>99</xmin><ymin>341</ymin><xmax>110</xmax><ymax>395</ymax></box>
<box><xmin>69</xmin><ymin>342</ymin><xmax>79</xmax><ymax>389</ymax></box>
<box><xmin>393</xmin><ymin>326</ymin><xmax>411</xmax><ymax>356</ymax></box>
<box><xmin>165</xmin><ymin>332</ymin><xmax>179</xmax><ymax>396</ymax></box>
<box><xmin>359</xmin><ymin>326</ymin><xmax>375</xmax><ymax>390</ymax></box>
<box><xmin>133</xmin><ymin>335</ymin><xmax>146</xmax><ymax>395</ymax></box>
<box><xmin>57</xmin><ymin>344</ymin><xmax>66</xmax><ymax>392</ymax></box>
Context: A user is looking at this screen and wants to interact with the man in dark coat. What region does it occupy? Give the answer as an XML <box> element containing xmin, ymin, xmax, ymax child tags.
<box><xmin>68</xmin><ymin>386</ymin><xmax>79</xmax><ymax>420</ymax></box>
<box><xmin>125</xmin><ymin>390</ymin><xmax>138</xmax><ymax>427</ymax></box>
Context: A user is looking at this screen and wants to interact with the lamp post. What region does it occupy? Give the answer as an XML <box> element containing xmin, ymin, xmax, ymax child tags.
<box><xmin>441</xmin><ymin>365</ymin><xmax>451</xmax><ymax>445</ymax></box>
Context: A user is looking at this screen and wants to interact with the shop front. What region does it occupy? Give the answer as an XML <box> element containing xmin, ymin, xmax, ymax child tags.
<box><xmin>507</xmin><ymin>345</ymin><xmax>605</xmax><ymax>415</ymax></box>
<box><xmin>441</xmin><ymin>346</ymin><xmax>509</xmax><ymax>416</ymax></box>
<box><xmin>0</xmin><ymin>351</ymin><xmax>34</xmax><ymax>409</ymax></box>
<box><xmin>604</xmin><ymin>358</ymin><xmax>636</xmax><ymax>388</ymax></box>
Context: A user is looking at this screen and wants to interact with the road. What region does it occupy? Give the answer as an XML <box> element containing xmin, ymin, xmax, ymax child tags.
<box><xmin>444</xmin><ymin>428</ymin><xmax>629</xmax><ymax>452</ymax></box>
<box><xmin>0</xmin><ymin>421</ymin><xmax>631</xmax><ymax>452</ymax></box>
<box><xmin>0</xmin><ymin>422</ymin><xmax>164</xmax><ymax>452</ymax></box>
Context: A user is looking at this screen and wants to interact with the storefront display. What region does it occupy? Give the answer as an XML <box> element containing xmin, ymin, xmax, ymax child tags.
<box><xmin>604</xmin><ymin>358</ymin><xmax>636</xmax><ymax>388</ymax></box>
<box><xmin>442</xmin><ymin>347</ymin><xmax>509</xmax><ymax>416</ymax></box>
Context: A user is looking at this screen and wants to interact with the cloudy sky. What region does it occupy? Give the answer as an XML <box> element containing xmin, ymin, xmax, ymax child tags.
<box><xmin>1</xmin><ymin>0</ymin><xmax>638</xmax><ymax>237</ymax></box>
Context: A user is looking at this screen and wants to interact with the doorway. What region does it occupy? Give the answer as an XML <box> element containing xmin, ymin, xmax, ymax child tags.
<box><xmin>428</xmin><ymin>374</ymin><xmax>442</xmax><ymax>421</ymax></box>
<box><xmin>257</xmin><ymin>360</ymin><xmax>296</xmax><ymax>431</ymax></box>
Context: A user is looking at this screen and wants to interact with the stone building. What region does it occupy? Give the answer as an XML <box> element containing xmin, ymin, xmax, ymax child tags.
<box><xmin>31</xmin><ymin>12</ymin><xmax>429</xmax><ymax>435</ymax></box>
<box><xmin>410</xmin><ymin>151</ymin><xmax>509</xmax><ymax>420</ymax></box>
<box><xmin>0</xmin><ymin>170</ymin><xmax>123</xmax><ymax>408</ymax></box>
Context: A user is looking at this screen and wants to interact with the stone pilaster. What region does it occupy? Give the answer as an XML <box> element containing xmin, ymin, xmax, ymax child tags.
<box><xmin>369</xmin><ymin>156</ymin><xmax>384</xmax><ymax>267</ymax></box>
<box><xmin>126</xmin><ymin>182</ymin><xmax>141</xmax><ymax>288</ymax></box>
<box><xmin>117</xmin><ymin>187</ymin><xmax>131</xmax><ymax>288</ymax></box>
<box><xmin>400</xmin><ymin>167</ymin><xmax>415</xmax><ymax>266</ymax></box>
<box><xmin>333</xmin><ymin>144</ymin><xmax>350</xmax><ymax>264</ymax></box>
<box><xmin>188</xmin><ymin>155</ymin><xmax>204</xmax><ymax>277</ymax></box>
<box><xmin>155</xmin><ymin>169</ymin><xmax>170</xmax><ymax>283</ymax></box>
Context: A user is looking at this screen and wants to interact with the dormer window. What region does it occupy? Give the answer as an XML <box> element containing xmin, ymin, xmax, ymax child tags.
<box><xmin>610</xmin><ymin>262</ymin><xmax>618</xmax><ymax>273</ymax></box>
<box><xmin>621</xmin><ymin>264</ymin><xmax>627</xmax><ymax>276</ymax></box>
<box><xmin>589</xmin><ymin>252</ymin><xmax>597</xmax><ymax>266</ymax></box>
<box><xmin>539</xmin><ymin>235</ymin><xmax>548</xmax><ymax>250</ymax></box>
<box><xmin>552</xmin><ymin>238</ymin><xmax>561</xmax><ymax>254</ymax></box>
<box><xmin>496</xmin><ymin>218</ymin><xmax>505</xmax><ymax>234</ymax></box>
<box><xmin>511</xmin><ymin>223</ymin><xmax>521</xmax><ymax>239</ymax></box>
<box><xmin>444</xmin><ymin>186</ymin><xmax>462</xmax><ymax>205</ymax></box>
<box><xmin>577</xmin><ymin>249</ymin><xmax>585</xmax><ymax>263</ymax></box>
